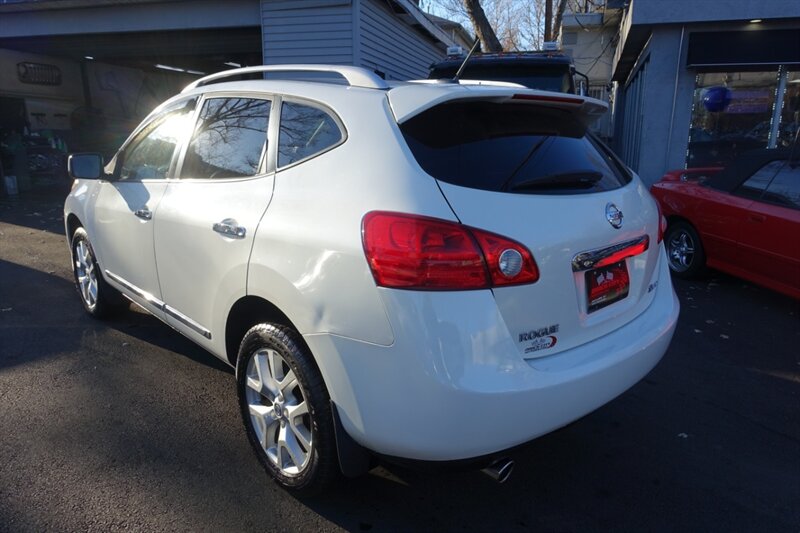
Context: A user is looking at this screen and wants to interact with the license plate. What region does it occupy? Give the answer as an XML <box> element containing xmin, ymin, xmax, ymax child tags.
<box><xmin>586</xmin><ymin>261</ymin><xmax>629</xmax><ymax>313</ymax></box>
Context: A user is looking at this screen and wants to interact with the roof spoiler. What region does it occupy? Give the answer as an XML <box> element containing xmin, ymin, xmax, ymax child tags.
<box><xmin>388</xmin><ymin>84</ymin><xmax>608</xmax><ymax>125</ymax></box>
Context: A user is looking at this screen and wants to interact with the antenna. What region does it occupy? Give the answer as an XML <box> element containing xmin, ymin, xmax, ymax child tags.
<box><xmin>436</xmin><ymin>38</ymin><xmax>481</xmax><ymax>84</ymax></box>
<box><xmin>452</xmin><ymin>38</ymin><xmax>482</xmax><ymax>82</ymax></box>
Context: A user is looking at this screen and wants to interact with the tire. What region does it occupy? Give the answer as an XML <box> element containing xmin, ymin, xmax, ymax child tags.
<box><xmin>70</xmin><ymin>227</ymin><xmax>127</xmax><ymax>318</ymax></box>
<box><xmin>665</xmin><ymin>221</ymin><xmax>706</xmax><ymax>278</ymax></box>
<box><xmin>236</xmin><ymin>324</ymin><xmax>338</xmax><ymax>496</ymax></box>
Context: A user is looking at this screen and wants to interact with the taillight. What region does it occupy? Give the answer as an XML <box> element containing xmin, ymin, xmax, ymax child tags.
<box><xmin>656</xmin><ymin>202</ymin><xmax>667</xmax><ymax>243</ymax></box>
<box><xmin>469</xmin><ymin>227</ymin><xmax>539</xmax><ymax>286</ymax></box>
<box><xmin>593</xmin><ymin>235</ymin><xmax>649</xmax><ymax>269</ymax></box>
<box><xmin>512</xmin><ymin>93</ymin><xmax>584</xmax><ymax>105</ymax></box>
<box><xmin>362</xmin><ymin>211</ymin><xmax>539</xmax><ymax>290</ymax></box>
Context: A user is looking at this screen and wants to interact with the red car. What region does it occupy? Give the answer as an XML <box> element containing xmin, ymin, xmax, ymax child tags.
<box><xmin>651</xmin><ymin>149</ymin><xmax>800</xmax><ymax>299</ymax></box>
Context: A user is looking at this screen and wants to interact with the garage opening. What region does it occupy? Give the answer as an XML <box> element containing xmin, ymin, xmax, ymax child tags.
<box><xmin>0</xmin><ymin>27</ymin><xmax>262</xmax><ymax>194</ymax></box>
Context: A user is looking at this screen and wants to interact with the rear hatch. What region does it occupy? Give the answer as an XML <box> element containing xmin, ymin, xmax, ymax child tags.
<box><xmin>390</xmin><ymin>86</ymin><xmax>662</xmax><ymax>359</ymax></box>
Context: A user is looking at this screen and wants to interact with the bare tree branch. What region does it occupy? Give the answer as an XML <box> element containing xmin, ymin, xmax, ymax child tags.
<box><xmin>462</xmin><ymin>0</ymin><xmax>503</xmax><ymax>52</ymax></box>
<box><xmin>427</xmin><ymin>0</ymin><xmax>550</xmax><ymax>51</ymax></box>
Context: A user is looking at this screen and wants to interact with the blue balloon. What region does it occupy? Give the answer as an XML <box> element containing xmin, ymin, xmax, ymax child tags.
<box><xmin>702</xmin><ymin>86</ymin><xmax>732</xmax><ymax>112</ymax></box>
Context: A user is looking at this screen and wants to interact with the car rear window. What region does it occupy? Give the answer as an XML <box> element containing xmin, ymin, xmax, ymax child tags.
<box><xmin>400</xmin><ymin>101</ymin><xmax>631</xmax><ymax>194</ymax></box>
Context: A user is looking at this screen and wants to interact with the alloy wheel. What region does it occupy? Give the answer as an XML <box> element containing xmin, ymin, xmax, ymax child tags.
<box><xmin>74</xmin><ymin>240</ymin><xmax>98</xmax><ymax>309</ymax></box>
<box><xmin>667</xmin><ymin>230</ymin><xmax>695</xmax><ymax>272</ymax></box>
<box><xmin>245</xmin><ymin>348</ymin><xmax>313</xmax><ymax>476</ymax></box>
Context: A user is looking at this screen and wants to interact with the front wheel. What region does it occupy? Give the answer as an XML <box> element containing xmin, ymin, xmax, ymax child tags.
<box><xmin>236</xmin><ymin>324</ymin><xmax>338</xmax><ymax>496</ymax></box>
<box><xmin>665</xmin><ymin>221</ymin><xmax>706</xmax><ymax>278</ymax></box>
<box><xmin>70</xmin><ymin>227</ymin><xmax>127</xmax><ymax>317</ymax></box>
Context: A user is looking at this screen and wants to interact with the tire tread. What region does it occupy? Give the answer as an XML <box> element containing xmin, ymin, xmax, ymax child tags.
<box><xmin>236</xmin><ymin>323</ymin><xmax>339</xmax><ymax>496</ymax></box>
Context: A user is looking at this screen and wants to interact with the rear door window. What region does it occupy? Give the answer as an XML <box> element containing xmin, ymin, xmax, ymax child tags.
<box><xmin>400</xmin><ymin>101</ymin><xmax>630</xmax><ymax>194</ymax></box>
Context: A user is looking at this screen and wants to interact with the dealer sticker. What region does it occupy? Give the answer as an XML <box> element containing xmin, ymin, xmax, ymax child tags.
<box><xmin>524</xmin><ymin>335</ymin><xmax>558</xmax><ymax>354</ymax></box>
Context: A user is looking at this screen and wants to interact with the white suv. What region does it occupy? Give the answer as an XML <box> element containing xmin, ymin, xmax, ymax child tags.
<box><xmin>65</xmin><ymin>65</ymin><xmax>679</xmax><ymax>494</ymax></box>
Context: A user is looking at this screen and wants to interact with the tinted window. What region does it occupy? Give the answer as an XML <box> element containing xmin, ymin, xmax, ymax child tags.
<box><xmin>120</xmin><ymin>100</ymin><xmax>196</xmax><ymax>180</ymax></box>
<box><xmin>738</xmin><ymin>160</ymin><xmax>782</xmax><ymax>199</ymax></box>
<box><xmin>763</xmin><ymin>164</ymin><xmax>800</xmax><ymax>209</ymax></box>
<box><xmin>181</xmin><ymin>98</ymin><xmax>270</xmax><ymax>179</ymax></box>
<box><xmin>278</xmin><ymin>102</ymin><xmax>343</xmax><ymax>168</ymax></box>
<box><xmin>400</xmin><ymin>102</ymin><xmax>630</xmax><ymax>194</ymax></box>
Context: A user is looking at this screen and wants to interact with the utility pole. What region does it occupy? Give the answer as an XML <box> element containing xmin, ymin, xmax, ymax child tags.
<box><xmin>544</xmin><ymin>0</ymin><xmax>553</xmax><ymax>42</ymax></box>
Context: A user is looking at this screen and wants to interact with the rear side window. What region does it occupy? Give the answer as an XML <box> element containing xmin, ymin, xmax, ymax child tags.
<box><xmin>181</xmin><ymin>97</ymin><xmax>270</xmax><ymax>179</ymax></box>
<box><xmin>400</xmin><ymin>102</ymin><xmax>630</xmax><ymax>194</ymax></box>
<box><xmin>737</xmin><ymin>160</ymin><xmax>783</xmax><ymax>199</ymax></box>
<box><xmin>763</xmin><ymin>164</ymin><xmax>800</xmax><ymax>209</ymax></box>
<box><xmin>278</xmin><ymin>102</ymin><xmax>343</xmax><ymax>168</ymax></box>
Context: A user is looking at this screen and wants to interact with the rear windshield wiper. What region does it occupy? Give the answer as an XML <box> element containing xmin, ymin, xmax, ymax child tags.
<box><xmin>510</xmin><ymin>170</ymin><xmax>604</xmax><ymax>191</ymax></box>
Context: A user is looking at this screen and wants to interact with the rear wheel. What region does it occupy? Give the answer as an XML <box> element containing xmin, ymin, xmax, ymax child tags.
<box><xmin>236</xmin><ymin>324</ymin><xmax>338</xmax><ymax>496</ymax></box>
<box><xmin>70</xmin><ymin>227</ymin><xmax>127</xmax><ymax>317</ymax></box>
<box><xmin>665</xmin><ymin>221</ymin><xmax>705</xmax><ymax>278</ymax></box>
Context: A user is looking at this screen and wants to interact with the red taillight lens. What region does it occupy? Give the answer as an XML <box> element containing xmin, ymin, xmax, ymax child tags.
<box><xmin>362</xmin><ymin>212</ymin><xmax>539</xmax><ymax>290</ymax></box>
<box><xmin>362</xmin><ymin>212</ymin><xmax>488</xmax><ymax>289</ymax></box>
<box><xmin>594</xmin><ymin>236</ymin><xmax>649</xmax><ymax>269</ymax></box>
<box><xmin>470</xmin><ymin>228</ymin><xmax>539</xmax><ymax>286</ymax></box>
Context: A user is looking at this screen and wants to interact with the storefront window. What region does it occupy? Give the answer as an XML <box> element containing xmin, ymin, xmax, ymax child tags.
<box><xmin>687</xmin><ymin>71</ymin><xmax>779</xmax><ymax>168</ymax></box>
<box><xmin>777</xmin><ymin>70</ymin><xmax>800</xmax><ymax>148</ymax></box>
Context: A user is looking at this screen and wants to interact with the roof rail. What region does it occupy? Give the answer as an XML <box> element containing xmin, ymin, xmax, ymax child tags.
<box><xmin>182</xmin><ymin>64</ymin><xmax>390</xmax><ymax>93</ymax></box>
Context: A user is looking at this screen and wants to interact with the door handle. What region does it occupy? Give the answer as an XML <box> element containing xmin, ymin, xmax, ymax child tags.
<box><xmin>748</xmin><ymin>213</ymin><xmax>766</xmax><ymax>223</ymax></box>
<box><xmin>212</xmin><ymin>218</ymin><xmax>247</xmax><ymax>239</ymax></box>
<box><xmin>134</xmin><ymin>207</ymin><xmax>152</xmax><ymax>220</ymax></box>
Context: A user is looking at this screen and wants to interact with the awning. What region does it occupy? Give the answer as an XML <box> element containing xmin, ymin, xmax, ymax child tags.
<box><xmin>687</xmin><ymin>29</ymin><xmax>800</xmax><ymax>68</ymax></box>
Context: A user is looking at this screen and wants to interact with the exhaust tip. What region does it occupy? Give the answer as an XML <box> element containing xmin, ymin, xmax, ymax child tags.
<box><xmin>481</xmin><ymin>458</ymin><xmax>514</xmax><ymax>484</ymax></box>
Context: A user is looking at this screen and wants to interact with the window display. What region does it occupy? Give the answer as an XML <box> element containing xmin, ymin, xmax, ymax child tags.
<box><xmin>687</xmin><ymin>71</ymin><xmax>779</xmax><ymax>168</ymax></box>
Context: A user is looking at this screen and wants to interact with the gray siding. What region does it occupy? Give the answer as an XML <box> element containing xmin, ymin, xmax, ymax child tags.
<box><xmin>261</xmin><ymin>0</ymin><xmax>354</xmax><ymax>65</ymax></box>
<box><xmin>0</xmin><ymin>0</ymin><xmax>260</xmax><ymax>37</ymax></box>
<box><xmin>615</xmin><ymin>27</ymin><xmax>691</xmax><ymax>183</ymax></box>
<box><xmin>358</xmin><ymin>0</ymin><xmax>444</xmax><ymax>80</ymax></box>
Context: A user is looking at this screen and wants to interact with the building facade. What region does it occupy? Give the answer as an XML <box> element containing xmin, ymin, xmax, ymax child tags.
<box><xmin>559</xmin><ymin>3</ymin><xmax>623</xmax><ymax>140</ymax></box>
<box><xmin>610</xmin><ymin>0</ymin><xmax>800</xmax><ymax>184</ymax></box>
<box><xmin>0</xmin><ymin>0</ymin><xmax>466</xmax><ymax>190</ymax></box>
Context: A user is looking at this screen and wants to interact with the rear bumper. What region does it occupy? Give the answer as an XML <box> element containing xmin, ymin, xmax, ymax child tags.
<box><xmin>305</xmin><ymin>249</ymin><xmax>679</xmax><ymax>461</ymax></box>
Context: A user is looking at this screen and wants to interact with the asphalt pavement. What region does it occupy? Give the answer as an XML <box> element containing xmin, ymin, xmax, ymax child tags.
<box><xmin>1</xmin><ymin>190</ymin><xmax>798</xmax><ymax>532</ymax></box>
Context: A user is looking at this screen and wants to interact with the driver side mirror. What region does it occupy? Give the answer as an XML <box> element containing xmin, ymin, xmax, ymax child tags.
<box><xmin>68</xmin><ymin>153</ymin><xmax>104</xmax><ymax>180</ymax></box>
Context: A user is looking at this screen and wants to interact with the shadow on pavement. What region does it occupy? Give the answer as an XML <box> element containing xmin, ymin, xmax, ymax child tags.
<box><xmin>1</xmin><ymin>192</ymin><xmax>798</xmax><ymax>530</ymax></box>
<box><xmin>0</xmin><ymin>258</ymin><xmax>230</xmax><ymax>375</ymax></box>
<box><xmin>0</xmin><ymin>190</ymin><xmax>68</xmax><ymax>236</ymax></box>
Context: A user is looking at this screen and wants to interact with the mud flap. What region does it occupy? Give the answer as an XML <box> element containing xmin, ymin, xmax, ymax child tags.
<box><xmin>331</xmin><ymin>401</ymin><xmax>371</xmax><ymax>478</ymax></box>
